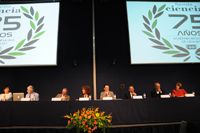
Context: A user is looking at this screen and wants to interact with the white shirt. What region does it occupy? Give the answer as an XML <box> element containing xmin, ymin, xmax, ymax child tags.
<box><xmin>0</xmin><ymin>92</ymin><xmax>12</xmax><ymax>101</ymax></box>
<box><xmin>25</xmin><ymin>92</ymin><xmax>39</xmax><ymax>101</ymax></box>
<box><xmin>156</xmin><ymin>90</ymin><xmax>162</xmax><ymax>94</ymax></box>
<box><xmin>130</xmin><ymin>92</ymin><xmax>137</xmax><ymax>99</ymax></box>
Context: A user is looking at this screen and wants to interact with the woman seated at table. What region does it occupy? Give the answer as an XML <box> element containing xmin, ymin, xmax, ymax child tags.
<box><xmin>171</xmin><ymin>82</ymin><xmax>187</xmax><ymax>97</ymax></box>
<box><xmin>79</xmin><ymin>86</ymin><xmax>93</xmax><ymax>100</ymax></box>
<box><xmin>0</xmin><ymin>87</ymin><xmax>12</xmax><ymax>101</ymax></box>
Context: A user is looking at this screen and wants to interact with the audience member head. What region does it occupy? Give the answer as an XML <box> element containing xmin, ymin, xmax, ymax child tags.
<box><xmin>81</xmin><ymin>86</ymin><xmax>91</xmax><ymax>95</ymax></box>
<box><xmin>4</xmin><ymin>87</ymin><xmax>10</xmax><ymax>94</ymax></box>
<box><xmin>155</xmin><ymin>83</ymin><xmax>161</xmax><ymax>91</ymax></box>
<box><xmin>27</xmin><ymin>85</ymin><xmax>34</xmax><ymax>94</ymax></box>
<box><xmin>128</xmin><ymin>86</ymin><xmax>134</xmax><ymax>93</ymax></box>
<box><xmin>104</xmin><ymin>84</ymin><xmax>109</xmax><ymax>92</ymax></box>
<box><xmin>176</xmin><ymin>82</ymin><xmax>182</xmax><ymax>90</ymax></box>
<box><xmin>62</xmin><ymin>88</ymin><xmax>68</xmax><ymax>95</ymax></box>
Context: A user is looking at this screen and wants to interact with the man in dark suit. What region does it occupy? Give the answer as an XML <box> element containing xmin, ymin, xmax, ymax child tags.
<box><xmin>125</xmin><ymin>86</ymin><xmax>137</xmax><ymax>99</ymax></box>
<box><xmin>151</xmin><ymin>83</ymin><xmax>165</xmax><ymax>98</ymax></box>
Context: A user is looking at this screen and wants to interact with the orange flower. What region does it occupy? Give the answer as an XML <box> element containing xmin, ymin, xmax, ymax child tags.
<box><xmin>85</xmin><ymin>125</ymin><xmax>88</xmax><ymax>128</ymax></box>
<box><xmin>108</xmin><ymin>120</ymin><xmax>111</xmax><ymax>123</ymax></box>
<box><xmin>87</xmin><ymin>115</ymin><xmax>91</xmax><ymax>119</ymax></box>
<box><xmin>93</xmin><ymin>127</ymin><xmax>96</xmax><ymax>130</ymax></box>
<box><xmin>68</xmin><ymin>120</ymin><xmax>70</xmax><ymax>124</ymax></box>
<box><xmin>88</xmin><ymin>127</ymin><xmax>91</xmax><ymax>130</ymax></box>
<box><xmin>84</xmin><ymin>115</ymin><xmax>87</xmax><ymax>118</ymax></box>
<box><xmin>70</xmin><ymin>118</ymin><xmax>73</xmax><ymax>121</ymax></box>
<box><xmin>73</xmin><ymin>121</ymin><xmax>75</xmax><ymax>124</ymax></box>
<box><xmin>79</xmin><ymin>116</ymin><xmax>82</xmax><ymax>119</ymax></box>
<box><xmin>107</xmin><ymin>115</ymin><xmax>112</xmax><ymax>118</ymax></box>
<box><xmin>88</xmin><ymin>131</ymin><xmax>91</xmax><ymax>133</ymax></box>
<box><xmin>94</xmin><ymin>121</ymin><xmax>97</xmax><ymax>125</ymax></box>
<box><xmin>93</xmin><ymin>117</ymin><xmax>96</xmax><ymax>119</ymax></box>
<box><xmin>64</xmin><ymin>115</ymin><xmax>68</xmax><ymax>118</ymax></box>
<box><xmin>101</xmin><ymin>112</ymin><xmax>105</xmax><ymax>116</ymax></box>
<box><xmin>95</xmin><ymin>108</ymin><xmax>99</xmax><ymax>112</ymax></box>
<box><xmin>89</xmin><ymin>111</ymin><xmax>93</xmax><ymax>114</ymax></box>
<box><xmin>82</xmin><ymin>108</ymin><xmax>86</xmax><ymax>111</ymax></box>
<box><xmin>82</xmin><ymin>121</ymin><xmax>86</xmax><ymax>125</ymax></box>
<box><xmin>86</xmin><ymin>111</ymin><xmax>90</xmax><ymax>115</ymax></box>
<box><xmin>92</xmin><ymin>114</ymin><xmax>95</xmax><ymax>117</ymax></box>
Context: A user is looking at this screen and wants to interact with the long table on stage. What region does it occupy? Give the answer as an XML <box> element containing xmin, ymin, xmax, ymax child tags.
<box><xmin>0</xmin><ymin>97</ymin><xmax>200</xmax><ymax>126</ymax></box>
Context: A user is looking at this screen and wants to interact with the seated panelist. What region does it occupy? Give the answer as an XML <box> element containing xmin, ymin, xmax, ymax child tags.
<box><xmin>151</xmin><ymin>82</ymin><xmax>165</xmax><ymax>98</ymax></box>
<box><xmin>124</xmin><ymin>86</ymin><xmax>137</xmax><ymax>99</ymax></box>
<box><xmin>55</xmin><ymin>88</ymin><xmax>70</xmax><ymax>101</ymax></box>
<box><xmin>25</xmin><ymin>85</ymin><xmax>39</xmax><ymax>101</ymax></box>
<box><xmin>171</xmin><ymin>82</ymin><xmax>187</xmax><ymax>97</ymax></box>
<box><xmin>79</xmin><ymin>86</ymin><xmax>93</xmax><ymax>100</ymax></box>
<box><xmin>100</xmin><ymin>84</ymin><xmax>114</xmax><ymax>100</ymax></box>
<box><xmin>0</xmin><ymin>87</ymin><xmax>12</xmax><ymax>101</ymax></box>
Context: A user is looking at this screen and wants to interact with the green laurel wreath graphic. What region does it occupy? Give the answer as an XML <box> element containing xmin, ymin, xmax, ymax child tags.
<box><xmin>142</xmin><ymin>4</ymin><xmax>192</xmax><ymax>62</ymax></box>
<box><xmin>0</xmin><ymin>6</ymin><xmax>45</xmax><ymax>64</ymax></box>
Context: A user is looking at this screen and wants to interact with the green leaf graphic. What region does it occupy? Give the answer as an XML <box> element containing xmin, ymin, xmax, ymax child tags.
<box><xmin>142</xmin><ymin>31</ymin><xmax>155</xmax><ymax>38</ymax></box>
<box><xmin>30</xmin><ymin>20</ymin><xmax>35</xmax><ymax>30</ymax></box>
<box><xmin>163</xmin><ymin>51</ymin><xmax>180</xmax><ymax>54</ymax></box>
<box><xmin>158</xmin><ymin>4</ymin><xmax>166</xmax><ymax>12</ymax></box>
<box><xmin>33</xmin><ymin>31</ymin><xmax>45</xmax><ymax>39</ymax></box>
<box><xmin>148</xmin><ymin>10</ymin><xmax>152</xmax><ymax>20</ymax></box>
<box><xmin>35</xmin><ymin>11</ymin><xmax>39</xmax><ymax>21</ymax></box>
<box><xmin>162</xmin><ymin>38</ymin><xmax>173</xmax><ymax>49</ymax></box>
<box><xmin>8</xmin><ymin>52</ymin><xmax>25</xmax><ymax>56</ymax></box>
<box><xmin>15</xmin><ymin>39</ymin><xmax>26</xmax><ymax>50</ymax></box>
<box><xmin>21</xmin><ymin>6</ymin><xmax>29</xmax><ymax>13</ymax></box>
<box><xmin>152</xmin><ymin>19</ymin><xmax>157</xmax><ymax>29</ymax></box>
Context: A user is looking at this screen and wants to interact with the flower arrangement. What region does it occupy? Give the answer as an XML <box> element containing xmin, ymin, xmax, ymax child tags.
<box><xmin>64</xmin><ymin>107</ymin><xmax>112</xmax><ymax>133</ymax></box>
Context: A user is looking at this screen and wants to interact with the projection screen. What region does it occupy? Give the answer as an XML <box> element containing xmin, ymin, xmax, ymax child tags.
<box><xmin>0</xmin><ymin>2</ymin><xmax>59</xmax><ymax>66</ymax></box>
<box><xmin>126</xmin><ymin>1</ymin><xmax>200</xmax><ymax>64</ymax></box>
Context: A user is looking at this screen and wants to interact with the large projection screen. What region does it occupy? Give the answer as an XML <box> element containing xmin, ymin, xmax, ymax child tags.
<box><xmin>126</xmin><ymin>1</ymin><xmax>200</xmax><ymax>64</ymax></box>
<box><xmin>0</xmin><ymin>2</ymin><xmax>59</xmax><ymax>66</ymax></box>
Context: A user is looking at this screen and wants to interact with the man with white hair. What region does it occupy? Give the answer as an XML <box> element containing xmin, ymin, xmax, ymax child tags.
<box><xmin>55</xmin><ymin>88</ymin><xmax>70</xmax><ymax>101</ymax></box>
<box><xmin>25</xmin><ymin>85</ymin><xmax>39</xmax><ymax>101</ymax></box>
<box><xmin>151</xmin><ymin>82</ymin><xmax>165</xmax><ymax>98</ymax></box>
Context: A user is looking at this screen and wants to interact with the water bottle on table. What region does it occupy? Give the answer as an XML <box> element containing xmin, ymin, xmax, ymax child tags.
<box><xmin>192</xmin><ymin>91</ymin><xmax>195</xmax><ymax>96</ymax></box>
<box><xmin>114</xmin><ymin>94</ymin><xmax>116</xmax><ymax>100</ymax></box>
<box><xmin>143</xmin><ymin>93</ymin><xmax>146</xmax><ymax>99</ymax></box>
<box><xmin>89</xmin><ymin>95</ymin><xmax>91</xmax><ymax>100</ymax></box>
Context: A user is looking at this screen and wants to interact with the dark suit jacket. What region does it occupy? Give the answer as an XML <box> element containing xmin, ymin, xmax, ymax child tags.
<box><xmin>79</xmin><ymin>93</ymin><xmax>93</xmax><ymax>100</ymax></box>
<box><xmin>124</xmin><ymin>92</ymin><xmax>132</xmax><ymax>99</ymax></box>
<box><xmin>151</xmin><ymin>89</ymin><xmax>165</xmax><ymax>98</ymax></box>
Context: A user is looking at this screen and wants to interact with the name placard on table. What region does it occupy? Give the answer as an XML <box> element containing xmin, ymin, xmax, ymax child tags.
<box><xmin>51</xmin><ymin>98</ymin><xmax>62</xmax><ymax>101</ymax></box>
<box><xmin>133</xmin><ymin>95</ymin><xmax>143</xmax><ymax>99</ymax></box>
<box><xmin>79</xmin><ymin>98</ymin><xmax>89</xmax><ymax>101</ymax></box>
<box><xmin>102</xmin><ymin>97</ymin><xmax>113</xmax><ymax>100</ymax></box>
<box><xmin>161</xmin><ymin>95</ymin><xmax>170</xmax><ymax>98</ymax></box>
<box><xmin>21</xmin><ymin>98</ymin><xmax>31</xmax><ymax>101</ymax></box>
<box><xmin>185</xmin><ymin>94</ymin><xmax>195</xmax><ymax>97</ymax></box>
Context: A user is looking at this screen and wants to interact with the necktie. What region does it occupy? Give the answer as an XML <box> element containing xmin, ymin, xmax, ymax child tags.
<box><xmin>132</xmin><ymin>95</ymin><xmax>134</xmax><ymax>99</ymax></box>
<box><xmin>29</xmin><ymin>94</ymin><xmax>31</xmax><ymax>98</ymax></box>
<box><xmin>106</xmin><ymin>92</ymin><xmax>108</xmax><ymax>97</ymax></box>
